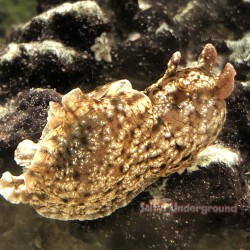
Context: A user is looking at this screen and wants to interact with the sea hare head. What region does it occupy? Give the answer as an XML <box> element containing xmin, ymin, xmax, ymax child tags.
<box><xmin>171</xmin><ymin>44</ymin><xmax>236</xmax><ymax>100</ymax></box>
<box><xmin>0</xmin><ymin>44</ymin><xmax>236</xmax><ymax>220</ymax></box>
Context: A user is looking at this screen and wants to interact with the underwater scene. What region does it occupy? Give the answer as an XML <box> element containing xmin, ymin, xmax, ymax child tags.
<box><xmin>0</xmin><ymin>0</ymin><xmax>249</xmax><ymax>249</ymax></box>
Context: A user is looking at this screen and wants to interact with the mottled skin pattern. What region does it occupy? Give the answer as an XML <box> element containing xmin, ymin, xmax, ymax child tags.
<box><xmin>0</xmin><ymin>44</ymin><xmax>236</xmax><ymax>220</ymax></box>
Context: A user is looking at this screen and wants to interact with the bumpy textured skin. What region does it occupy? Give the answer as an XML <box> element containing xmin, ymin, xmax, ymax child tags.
<box><xmin>0</xmin><ymin>44</ymin><xmax>236</xmax><ymax>220</ymax></box>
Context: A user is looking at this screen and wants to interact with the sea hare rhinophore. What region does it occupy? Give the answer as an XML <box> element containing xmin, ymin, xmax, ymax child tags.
<box><xmin>0</xmin><ymin>44</ymin><xmax>236</xmax><ymax>220</ymax></box>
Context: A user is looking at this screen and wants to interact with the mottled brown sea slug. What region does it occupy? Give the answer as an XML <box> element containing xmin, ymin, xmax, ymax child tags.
<box><xmin>0</xmin><ymin>44</ymin><xmax>236</xmax><ymax>220</ymax></box>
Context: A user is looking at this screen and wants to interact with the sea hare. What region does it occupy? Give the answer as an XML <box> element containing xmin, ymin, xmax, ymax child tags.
<box><xmin>0</xmin><ymin>44</ymin><xmax>236</xmax><ymax>220</ymax></box>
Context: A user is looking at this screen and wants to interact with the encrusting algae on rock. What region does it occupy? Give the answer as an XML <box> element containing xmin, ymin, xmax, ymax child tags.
<box><xmin>0</xmin><ymin>44</ymin><xmax>236</xmax><ymax>220</ymax></box>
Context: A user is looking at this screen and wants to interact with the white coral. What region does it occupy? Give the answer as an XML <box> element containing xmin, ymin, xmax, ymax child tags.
<box><xmin>183</xmin><ymin>144</ymin><xmax>241</xmax><ymax>173</ymax></box>
<box><xmin>90</xmin><ymin>32</ymin><xmax>112</xmax><ymax>63</ymax></box>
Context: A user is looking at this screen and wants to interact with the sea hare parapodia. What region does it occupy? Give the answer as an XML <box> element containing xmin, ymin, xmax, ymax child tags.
<box><xmin>0</xmin><ymin>44</ymin><xmax>236</xmax><ymax>220</ymax></box>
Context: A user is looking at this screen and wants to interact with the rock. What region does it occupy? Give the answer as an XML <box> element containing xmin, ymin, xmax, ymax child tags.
<box><xmin>113</xmin><ymin>31</ymin><xmax>180</xmax><ymax>88</ymax></box>
<box><xmin>36</xmin><ymin>0</ymin><xmax>78</xmax><ymax>13</ymax></box>
<box><xmin>110</xmin><ymin>0</ymin><xmax>140</xmax><ymax>26</ymax></box>
<box><xmin>145</xmin><ymin>144</ymin><xmax>249</xmax><ymax>222</ymax></box>
<box><xmin>162</xmin><ymin>147</ymin><xmax>246</xmax><ymax>208</ymax></box>
<box><xmin>224</xmin><ymin>1</ymin><xmax>250</xmax><ymax>35</ymax></box>
<box><xmin>0</xmin><ymin>1</ymin><xmax>114</xmax><ymax>102</ymax></box>
<box><xmin>0</xmin><ymin>40</ymin><xmax>98</xmax><ymax>103</ymax></box>
<box><xmin>0</xmin><ymin>89</ymin><xmax>61</xmax><ymax>152</ymax></box>
<box><xmin>172</xmin><ymin>0</ymin><xmax>250</xmax><ymax>50</ymax></box>
<box><xmin>132</xmin><ymin>4</ymin><xmax>172</xmax><ymax>32</ymax></box>
<box><xmin>218</xmin><ymin>82</ymin><xmax>249</xmax><ymax>150</ymax></box>
<box><xmin>20</xmin><ymin>2</ymin><xmax>111</xmax><ymax>49</ymax></box>
<box><xmin>226</xmin><ymin>32</ymin><xmax>250</xmax><ymax>81</ymax></box>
